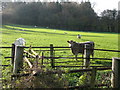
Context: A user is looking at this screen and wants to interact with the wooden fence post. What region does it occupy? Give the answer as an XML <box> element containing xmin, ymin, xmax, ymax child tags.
<box><xmin>111</xmin><ymin>57</ymin><xmax>120</xmax><ymax>88</ymax></box>
<box><xmin>41</xmin><ymin>52</ymin><xmax>44</xmax><ymax>65</ymax></box>
<box><xmin>90</xmin><ymin>67</ymin><xmax>97</xmax><ymax>88</ymax></box>
<box><xmin>84</xmin><ymin>44</ymin><xmax>91</xmax><ymax>68</ymax></box>
<box><xmin>13</xmin><ymin>46</ymin><xmax>24</xmax><ymax>74</ymax></box>
<box><xmin>35</xmin><ymin>55</ymin><xmax>39</xmax><ymax>68</ymax></box>
<box><xmin>50</xmin><ymin>44</ymin><xmax>54</xmax><ymax>68</ymax></box>
<box><xmin>11</xmin><ymin>43</ymin><xmax>15</xmax><ymax>65</ymax></box>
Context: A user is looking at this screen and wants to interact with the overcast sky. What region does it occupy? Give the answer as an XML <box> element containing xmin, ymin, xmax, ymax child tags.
<box><xmin>86</xmin><ymin>0</ymin><xmax>119</xmax><ymax>15</ymax></box>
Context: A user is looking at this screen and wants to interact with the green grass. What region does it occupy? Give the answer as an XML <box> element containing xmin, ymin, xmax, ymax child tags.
<box><xmin>0</xmin><ymin>25</ymin><xmax>118</xmax><ymax>65</ymax></box>
<box><xmin>2</xmin><ymin>24</ymin><xmax>118</xmax><ymax>53</ymax></box>
<box><xmin>2</xmin><ymin>25</ymin><xmax>118</xmax><ymax>48</ymax></box>
<box><xmin>1</xmin><ymin>24</ymin><xmax>119</xmax><ymax>88</ymax></box>
<box><xmin>1</xmin><ymin>24</ymin><xmax>119</xmax><ymax>70</ymax></box>
<box><xmin>1</xmin><ymin>24</ymin><xmax>118</xmax><ymax>65</ymax></box>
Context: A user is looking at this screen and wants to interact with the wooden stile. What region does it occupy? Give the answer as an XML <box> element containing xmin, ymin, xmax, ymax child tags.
<box><xmin>24</xmin><ymin>57</ymin><xmax>33</xmax><ymax>68</ymax></box>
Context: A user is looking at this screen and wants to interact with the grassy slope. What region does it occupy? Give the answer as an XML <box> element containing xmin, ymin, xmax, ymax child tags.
<box><xmin>1</xmin><ymin>24</ymin><xmax>119</xmax><ymax>88</ymax></box>
<box><xmin>2</xmin><ymin>25</ymin><xmax>118</xmax><ymax>48</ymax></box>
<box><xmin>1</xmin><ymin>25</ymin><xmax>118</xmax><ymax>66</ymax></box>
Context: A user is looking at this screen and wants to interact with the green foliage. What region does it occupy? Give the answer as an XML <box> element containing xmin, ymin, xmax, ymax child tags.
<box><xmin>62</xmin><ymin>73</ymin><xmax>80</xmax><ymax>86</ymax></box>
<box><xmin>76</xmin><ymin>72</ymin><xmax>91</xmax><ymax>86</ymax></box>
<box><xmin>77</xmin><ymin>73</ymin><xmax>87</xmax><ymax>85</ymax></box>
<box><xmin>96</xmin><ymin>71</ymin><xmax>111</xmax><ymax>85</ymax></box>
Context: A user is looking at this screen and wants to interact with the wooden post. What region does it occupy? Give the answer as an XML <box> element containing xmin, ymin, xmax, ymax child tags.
<box><xmin>13</xmin><ymin>46</ymin><xmax>24</xmax><ymax>74</ymax></box>
<box><xmin>111</xmin><ymin>57</ymin><xmax>120</xmax><ymax>88</ymax></box>
<box><xmin>11</xmin><ymin>43</ymin><xmax>15</xmax><ymax>65</ymax></box>
<box><xmin>35</xmin><ymin>55</ymin><xmax>39</xmax><ymax>68</ymax></box>
<box><xmin>50</xmin><ymin>44</ymin><xmax>54</xmax><ymax>68</ymax></box>
<box><xmin>41</xmin><ymin>52</ymin><xmax>44</xmax><ymax>65</ymax></box>
<box><xmin>84</xmin><ymin>44</ymin><xmax>91</xmax><ymax>68</ymax></box>
<box><xmin>90</xmin><ymin>67</ymin><xmax>97</xmax><ymax>88</ymax></box>
<box><xmin>0</xmin><ymin>66</ymin><xmax>2</xmax><ymax>88</ymax></box>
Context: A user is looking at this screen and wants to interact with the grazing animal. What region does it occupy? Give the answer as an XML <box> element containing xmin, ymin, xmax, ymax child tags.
<box><xmin>14</xmin><ymin>38</ymin><xmax>26</xmax><ymax>46</ymax></box>
<box><xmin>77</xmin><ymin>34</ymin><xmax>81</xmax><ymax>39</ymax></box>
<box><xmin>64</xmin><ymin>32</ymin><xmax>67</xmax><ymax>34</ymax></box>
<box><xmin>34</xmin><ymin>25</ymin><xmax>37</xmax><ymax>28</ymax></box>
<box><xmin>67</xmin><ymin>40</ymin><xmax>94</xmax><ymax>61</ymax></box>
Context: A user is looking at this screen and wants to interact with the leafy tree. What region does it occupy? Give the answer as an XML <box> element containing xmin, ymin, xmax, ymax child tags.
<box><xmin>100</xmin><ymin>9</ymin><xmax>117</xmax><ymax>32</ymax></box>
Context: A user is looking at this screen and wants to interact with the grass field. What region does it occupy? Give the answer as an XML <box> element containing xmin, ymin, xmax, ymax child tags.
<box><xmin>1</xmin><ymin>25</ymin><xmax>118</xmax><ymax>49</ymax></box>
<box><xmin>1</xmin><ymin>24</ymin><xmax>118</xmax><ymax>64</ymax></box>
<box><xmin>1</xmin><ymin>24</ymin><xmax>119</xmax><ymax>88</ymax></box>
<box><xmin>2</xmin><ymin>24</ymin><xmax>118</xmax><ymax>52</ymax></box>
<box><xmin>1</xmin><ymin>24</ymin><xmax>119</xmax><ymax>69</ymax></box>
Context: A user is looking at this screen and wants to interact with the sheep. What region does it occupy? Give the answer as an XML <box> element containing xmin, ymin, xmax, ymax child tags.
<box><xmin>34</xmin><ymin>25</ymin><xmax>37</xmax><ymax>28</ymax></box>
<box><xmin>64</xmin><ymin>32</ymin><xmax>67</xmax><ymax>34</ymax></box>
<box><xmin>67</xmin><ymin>40</ymin><xmax>94</xmax><ymax>61</ymax></box>
<box><xmin>14</xmin><ymin>38</ymin><xmax>26</xmax><ymax>46</ymax></box>
<box><xmin>77</xmin><ymin>34</ymin><xmax>81</xmax><ymax>39</ymax></box>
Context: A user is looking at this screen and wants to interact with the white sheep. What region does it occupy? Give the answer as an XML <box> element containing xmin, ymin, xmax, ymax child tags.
<box><xmin>77</xmin><ymin>34</ymin><xmax>81</xmax><ymax>39</ymax></box>
<box><xmin>34</xmin><ymin>25</ymin><xmax>37</xmax><ymax>28</ymax></box>
<box><xmin>64</xmin><ymin>32</ymin><xmax>67</xmax><ymax>34</ymax></box>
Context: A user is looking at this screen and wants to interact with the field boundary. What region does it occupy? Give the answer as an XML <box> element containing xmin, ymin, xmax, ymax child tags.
<box><xmin>1</xmin><ymin>46</ymin><xmax>120</xmax><ymax>52</ymax></box>
<box><xmin>2</xmin><ymin>44</ymin><xmax>120</xmax><ymax>88</ymax></box>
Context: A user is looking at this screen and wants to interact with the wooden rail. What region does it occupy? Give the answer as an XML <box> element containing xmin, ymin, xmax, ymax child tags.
<box><xmin>4</xmin><ymin>56</ymin><xmax>112</xmax><ymax>60</ymax></box>
<box><xmin>1</xmin><ymin>46</ymin><xmax>120</xmax><ymax>52</ymax></box>
<box><xmin>54</xmin><ymin>65</ymin><xmax>111</xmax><ymax>68</ymax></box>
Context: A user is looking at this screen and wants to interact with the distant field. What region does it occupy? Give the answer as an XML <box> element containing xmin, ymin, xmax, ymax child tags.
<box><xmin>1</xmin><ymin>24</ymin><xmax>118</xmax><ymax>66</ymax></box>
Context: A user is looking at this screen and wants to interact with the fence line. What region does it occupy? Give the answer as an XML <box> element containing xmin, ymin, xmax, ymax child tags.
<box><xmin>4</xmin><ymin>56</ymin><xmax>112</xmax><ymax>60</ymax></box>
<box><xmin>1</xmin><ymin>46</ymin><xmax>120</xmax><ymax>52</ymax></box>
<box><xmin>3</xmin><ymin>43</ymin><xmax>117</xmax><ymax>88</ymax></box>
<box><xmin>54</xmin><ymin>65</ymin><xmax>111</xmax><ymax>68</ymax></box>
<box><xmin>0</xmin><ymin>65</ymin><xmax>10</xmax><ymax>66</ymax></box>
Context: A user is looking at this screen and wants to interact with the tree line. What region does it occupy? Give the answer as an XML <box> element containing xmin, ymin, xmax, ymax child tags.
<box><xmin>2</xmin><ymin>2</ymin><xmax>119</xmax><ymax>33</ymax></box>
